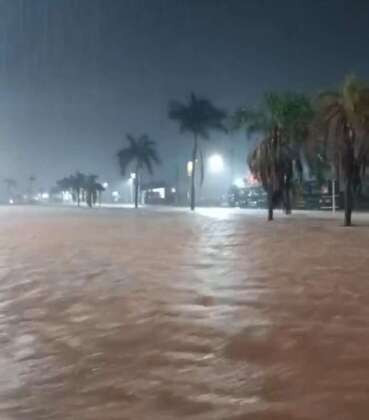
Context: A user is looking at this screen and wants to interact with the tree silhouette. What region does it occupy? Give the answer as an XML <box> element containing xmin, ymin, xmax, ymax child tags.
<box><xmin>84</xmin><ymin>174</ymin><xmax>104</xmax><ymax>207</ymax></box>
<box><xmin>234</xmin><ymin>92</ymin><xmax>313</xmax><ymax>219</ymax></box>
<box><xmin>314</xmin><ymin>75</ymin><xmax>369</xmax><ymax>226</ymax></box>
<box><xmin>169</xmin><ymin>93</ymin><xmax>227</xmax><ymax>210</ymax></box>
<box><xmin>117</xmin><ymin>134</ymin><xmax>160</xmax><ymax>208</ymax></box>
<box><xmin>70</xmin><ymin>172</ymin><xmax>86</xmax><ymax>207</ymax></box>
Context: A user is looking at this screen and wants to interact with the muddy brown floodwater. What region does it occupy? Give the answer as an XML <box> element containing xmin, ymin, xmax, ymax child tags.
<box><xmin>0</xmin><ymin>206</ymin><xmax>369</xmax><ymax>419</ymax></box>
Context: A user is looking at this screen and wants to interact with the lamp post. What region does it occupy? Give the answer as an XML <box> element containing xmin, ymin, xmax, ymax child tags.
<box><xmin>129</xmin><ymin>173</ymin><xmax>136</xmax><ymax>204</ymax></box>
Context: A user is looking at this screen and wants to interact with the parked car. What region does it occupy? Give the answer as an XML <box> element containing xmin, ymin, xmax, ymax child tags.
<box><xmin>227</xmin><ymin>185</ymin><xmax>267</xmax><ymax>208</ymax></box>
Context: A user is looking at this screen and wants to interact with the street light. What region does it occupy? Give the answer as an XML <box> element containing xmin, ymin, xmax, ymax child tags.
<box><xmin>128</xmin><ymin>173</ymin><xmax>136</xmax><ymax>204</ymax></box>
<box><xmin>208</xmin><ymin>154</ymin><xmax>224</xmax><ymax>173</ymax></box>
<box><xmin>187</xmin><ymin>161</ymin><xmax>193</xmax><ymax>177</ymax></box>
<box><xmin>112</xmin><ymin>191</ymin><xmax>120</xmax><ymax>202</ymax></box>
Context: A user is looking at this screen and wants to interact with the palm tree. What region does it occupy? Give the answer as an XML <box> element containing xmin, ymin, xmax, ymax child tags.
<box><xmin>248</xmin><ymin>128</ymin><xmax>294</xmax><ymax>220</ymax></box>
<box><xmin>70</xmin><ymin>172</ymin><xmax>86</xmax><ymax>207</ymax></box>
<box><xmin>117</xmin><ymin>134</ymin><xmax>160</xmax><ymax>208</ymax></box>
<box><xmin>168</xmin><ymin>93</ymin><xmax>227</xmax><ymax>210</ymax></box>
<box><xmin>234</xmin><ymin>92</ymin><xmax>313</xmax><ymax>218</ymax></box>
<box><xmin>4</xmin><ymin>178</ymin><xmax>17</xmax><ymax>200</ymax></box>
<box><xmin>314</xmin><ymin>75</ymin><xmax>369</xmax><ymax>226</ymax></box>
<box><xmin>95</xmin><ymin>182</ymin><xmax>105</xmax><ymax>206</ymax></box>
<box><xmin>56</xmin><ymin>177</ymin><xmax>72</xmax><ymax>193</ymax></box>
<box><xmin>84</xmin><ymin>174</ymin><xmax>104</xmax><ymax>208</ymax></box>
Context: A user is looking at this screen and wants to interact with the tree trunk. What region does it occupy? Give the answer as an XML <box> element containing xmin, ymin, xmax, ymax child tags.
<box><xmin>190</xmin><ymin>135</ymin><xmax>198</xmax><ymax>211</ymax></box>
<box><xmin>344</xmin><ymin>176</ymin><xmax>353</xmax><ymax>226</ymax></box>
<box><xmin>77</xmin><ymin>188</ymin><xmax>80</xmax><ymax>207</ymax></box>
<box><xmin>87</xmin><ymin>191</ymin><xmax>92</xmax><ymax>208</ymax></box>
<box><xmin>284</xmin><ymin>184</ymin><xmax>291</xmax><ymax>215</ymax></box>
<box><xmin>267</xmin><ymin>185</ymin><xmax>273</xmax><ymax>221</ymax></box>
<box><xmin>343</xmin><ymin>126</ymin><xmax>355</xmax><ymax>226</ymax></box>
<box><xmin>134</xmin><ymin>173</ymin><xmax>139</xmax><ymax>209</ymax></box>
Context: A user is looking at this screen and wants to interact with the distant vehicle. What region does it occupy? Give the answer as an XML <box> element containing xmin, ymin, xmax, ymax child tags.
<box><xmin>227</xmin><ymin>185</ymin><xmax>267</xmax><ymax>208</ymax></box>
<box><xmin>227</xmin><ymin>185</ymin><xmax>240</xmax><ymax>207</ymax></box>
<box><xmin>229</xmin><ymin>181</ymin><xmax>343</xmax><ymax>210</ymax></box>
<box><xmin>141</xmin><ymin>182</ymin><xmax>176</xmax><ymax>205</ymax></box>
<box><xmin>242</xmin><ymin>186</ymin><xmax>267</xmax><ymax>208</ymax></box>
<box><xmin>319</xmin><ymin>194</ymin><xmax>342</xmax><ymax>210</ymax></box>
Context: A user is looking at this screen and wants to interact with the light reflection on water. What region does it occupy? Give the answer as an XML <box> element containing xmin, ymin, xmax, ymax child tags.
<box><xmin>0</xmin><ymin>206</ymin><xmax>368</xmax><ymax>419</ymax></box>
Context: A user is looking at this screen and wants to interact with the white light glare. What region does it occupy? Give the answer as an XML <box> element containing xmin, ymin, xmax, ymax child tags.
<box><xmin>233</xmin><ymin>178</ymin><xmax>244</xmax><ymax>188</ymax></box>
<box><xmin>187</xmin><ymin>161</ymin><xmax>193</xmax><ymax>177</ymax></box>
<box><xmin>208</xmin><ymin>154</ymin><xmax>224</xmax><ymax>173</ymax></box>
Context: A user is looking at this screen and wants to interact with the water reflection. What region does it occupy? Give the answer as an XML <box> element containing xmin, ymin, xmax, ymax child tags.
<box><xmin>0</xmin><ymin>206</ymin><xmax>368</xmax><ymax>419</ymax></box>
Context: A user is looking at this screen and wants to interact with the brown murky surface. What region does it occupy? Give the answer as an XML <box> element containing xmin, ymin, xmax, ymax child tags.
<box><xmin>0</xmin><ymin>206</ymin><xmax>369</xmax><ymax>419</ymax></box>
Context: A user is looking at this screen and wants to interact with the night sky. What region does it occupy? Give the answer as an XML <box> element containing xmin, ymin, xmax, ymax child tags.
<box><xmin>1</xmin><ymin>0</ymin><xmax>369</xmax><ymax>191</ymax></box>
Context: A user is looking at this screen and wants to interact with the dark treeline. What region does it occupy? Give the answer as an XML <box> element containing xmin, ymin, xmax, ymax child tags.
<box><xmin>233</xmin><ymin>75</ymin><xmax>369</xmax><ymax>226</ymax></box>
<box><xmin>7</xmin><ymin>74</ymin><xmax>369</xmax><ymax>226</ymax></box>
<box><xmin>54</xmin><ymin>172</ymin><xmax>105</xmax><ymax>208</ymax></box>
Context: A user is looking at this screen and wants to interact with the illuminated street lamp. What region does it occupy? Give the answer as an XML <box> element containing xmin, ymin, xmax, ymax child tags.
<box><xmin>128</xmin><ymin>173</ymin><xmax>136</xmax><ymax>203</ymax></box>
<box><xmin>187</xmin><ymin>161</ymin><xmax>193</xmax><ymax>177</ymax></box>
<box><xmin>208</xmin><ymin>154</ymin><xmax>224</xmax><ymax>173</ymax></box>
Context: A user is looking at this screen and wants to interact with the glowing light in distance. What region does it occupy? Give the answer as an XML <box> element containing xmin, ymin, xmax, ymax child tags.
<box><xmin>208</xmin><ymin>154</ymin><xmax>224</xmax><ymax>173</ymax></box>
<box><xmin>233</xmin><ymin>178</ymin><xmax>244</xmax><ymax>188</ymax></box>
<box><xmin>187</xmin><ymin>161</ymin><xmax>193</xmax><ymax>177</ymax></box>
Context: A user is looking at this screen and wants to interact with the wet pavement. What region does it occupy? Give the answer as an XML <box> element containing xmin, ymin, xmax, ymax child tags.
<box><xmin>0</xmin><ymin>205</ymin><xmax>369</xmax><ymax>419</ymax></box>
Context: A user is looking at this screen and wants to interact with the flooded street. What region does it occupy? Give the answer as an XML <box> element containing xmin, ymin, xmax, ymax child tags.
<box><xmin>1</xmin><ymin>206</ymin><xmax>369</xmax><ymax>419</ymax></box>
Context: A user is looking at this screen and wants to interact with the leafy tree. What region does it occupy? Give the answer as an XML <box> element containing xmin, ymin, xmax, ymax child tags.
<box><xmin>84</xmin><ymin>174</ymin><xmax>104</xmax><ymax>208</ymax></box>
<box><xmin>234</xmin><ymin>92</ymin><xmax>313</xmax><ymax>219</ymax></box>
<box><xmin>117</xmin><ymin>134</ymin><xmax>160</xmax><ymax>208</ymax></box>
<box><xmin>56</xmin><ymin>173</ymin><xmax>105</xmax><ymax>207</ymax></box>
<box><xmin>314</xmin><ymin>75</ymin><xmax>369</xmax><ymax>226</ymax></box>
<box><xmin>248</xmin><ymin>128</ymin><xmax>293</xmax><ymax>220</ymax></box>
<box><xmin>169</xmin><ymin>93</ymin><xmax>227</xmax><ymax>210</ymax></box>
<box><xmin>72</xmin><ymin>172</ymin><xmax>86</xmax><ymax>207</ymax></box>
<box><xmin>95</xmin><ymin>182</ymin><xmax>105</xmax><ymax>206</ymax></box>
<box><xmin>56</xmin><ymin>177</ymin><xmax>73</xmax><ymax>193</ymax></box>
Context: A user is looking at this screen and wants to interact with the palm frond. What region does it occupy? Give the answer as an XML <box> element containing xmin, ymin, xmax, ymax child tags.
<box><xmin>117</xmin><ymin>133</ymin><xmax>161</xmax><ymax>177</ymax></box>
<box><xmin>168</xmin><ymin>93</ymin><xmax>227</xmax><ymax>139</ymax></box>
